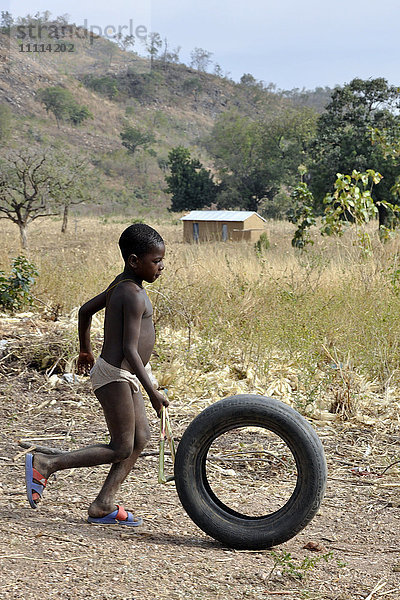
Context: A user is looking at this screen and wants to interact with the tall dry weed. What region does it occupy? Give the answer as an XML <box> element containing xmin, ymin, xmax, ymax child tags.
<box><xmin>1</xmin><ymin>217</ymin><xmax>400</xmax><ymax>423</ymax></box>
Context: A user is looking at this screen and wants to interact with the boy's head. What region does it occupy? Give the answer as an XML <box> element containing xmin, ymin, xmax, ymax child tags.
<box><xmin>119</xmin><ymin>223</ymin><xmax>164</xmax><ymax>261</ymax></box>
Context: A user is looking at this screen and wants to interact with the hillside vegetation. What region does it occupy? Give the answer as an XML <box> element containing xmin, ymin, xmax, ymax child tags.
<box><xmin>0</xmin><ymin>13</ymin><xmax>331</xmax><ymax>220</ymax></box>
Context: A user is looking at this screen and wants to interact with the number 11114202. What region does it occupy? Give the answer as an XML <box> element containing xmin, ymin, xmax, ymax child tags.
<box><xmin>19</xmin><ymin>43</ymin><xmax>75</xmax><ymax>53</ymax></box>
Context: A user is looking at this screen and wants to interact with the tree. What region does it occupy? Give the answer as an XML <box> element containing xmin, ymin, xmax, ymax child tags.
<box><xmin>213</xmin><ymin>63</ymin><xmax>224</xmax><ymax>78</ymax></box>
<box><xmin>114</xmin><ymin>32</ymin><xmax>135</xmax><ymax>52</ymax></box>
<box><xmin>1</xmin><ymin>10</ymin><xmax>13</xmax><ymax>32</ymax></box>
<box><xmin>288</xmin><ymin>168</ymin><xmax>316</xmax><ymax>249</ymax></box>
<box><xmin>146</xmin><ymin>32</ymin><xmax>162</xmax><ymax>70</ymax></box>
<box><xmin>161</xmin><ymin>38</ymin><xmax>181</xmax><ymax>69</ymax></box>
<box><xmin>182</xmin><ymin>77</ymin><xmax>203</xmax><ymax>105</ymax></box>
<box><xmin>165</xmin><ymin>146</ymin><xmax>218</xmax><ymax>211</ymax></box>
<box><xmin>309</xmin><ymin>78</ymin><xmax>400</xmax><ymax>227</ymax></box>
<box><xmin>190</xmin><ymin>47</ymin><xmax>213</xmax><ymax>72</ymax></box>
<box><xmin>120</xmin><ymin>124</ymin><xmax>155</xmax><ymax>155</ymax></box>
<box><xmin>207</xmin><ymin>108</ymin><xmax>317</xmax><ymax>213</ymax></box>
<box><xmin>37</xmin><ymin>86</ymin><xmax>93</xmax><ymax>127</ymax></box>
<box><xmin>320</xmin><ymin>170</ymin><xmax>383</xmax><ymax>246</ymax></box>
<box><xmin>0</xmin><ymin>150</ymin><xmax>56</xmax><ymax>248</ymax></box>
<box><xmin>290</xmin><ymin>169</ymin><xmax>400</xmax><ymax>252</ymax></box>
<box><xmin>105</xmin><ymin>40</ymin><xmax>119</xmax><ymax>66</ymax></box>
<box><xmin>48</xmin><ymin>153</ymin><xmax>93</xmax><ymax>233</ymax></box>
<box><xmin>207</xmin><ymin>112</ymin><xmax>267</xmax><ymax>211</ymax></box>
<box><xmin>258</xmin><ymin>106</ymin><xmax>317</xmax><ymax>189</ymax></box>
<box><xmin>55</xmin><ymin>14</ymin><xmax>70</xmax><ymax>26</ymax></box>
<box><xmin>240</xmin><ymin>73</ymin><xmax>263</xmax><ymax>88</ymax></box>
<box><xmin>0</xmin><ymin>149</ymin><xmax>90</xmax><ymax>247</ymax></box>
<box><xmin>37</xmin><ymin>87</ymin><xmax>70</xmax><ymax>125</ymax></box>
<box><xmin>68</xmin><ymin>105</ymin><xmax>92</xmax><ymax>126</ymax></box>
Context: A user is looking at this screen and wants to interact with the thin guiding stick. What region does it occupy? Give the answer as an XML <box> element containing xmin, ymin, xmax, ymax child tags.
<box><xmin>158</xmin><ymin>391</ymin><xmax>175</xmax><ymax>483</ymax></box>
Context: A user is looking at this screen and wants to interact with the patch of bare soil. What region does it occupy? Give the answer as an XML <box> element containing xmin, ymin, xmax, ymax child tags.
<box><xmin>0</xmin><ymin>317</ymin><xmax>399</xmax><ymax>600</ymax></box>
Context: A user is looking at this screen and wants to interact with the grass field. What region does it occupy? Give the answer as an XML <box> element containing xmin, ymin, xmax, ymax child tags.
<box><xmin>1</xmin><ymin>216</ymin><xmax>400</xmax><ymax>426</ymax></box>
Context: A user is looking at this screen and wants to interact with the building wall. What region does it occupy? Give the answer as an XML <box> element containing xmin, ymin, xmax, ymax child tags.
<box><xmin>244</xmin><ymin>214</ymin><xmax>265</xmax><ymax>230</ymax></box>
<box><xmin>183</xmin><ymin>217</ymin><xmax>265</xmax><ymax>243</ymax></box>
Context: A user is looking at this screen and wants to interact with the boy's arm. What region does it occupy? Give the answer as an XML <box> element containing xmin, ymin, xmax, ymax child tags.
<box><xmin>77</xmin><ymin>291</ymin><xmax>107</xmax><ymax>374</ymax></box>
<box><xmin>122</xmin><ymin>288</ymin><xmax>168</xmax><ymax>415</ymax></box>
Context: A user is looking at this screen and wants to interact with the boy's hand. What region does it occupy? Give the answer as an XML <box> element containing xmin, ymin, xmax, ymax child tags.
<box><xmin>77</xmin><ymin>351</ymin><xmax>95</xmax><ymax>375</ymax></box>
<box><xmin>150</xmin><ymin>389</ymin><xmax>169</xmax><ymax>417</ymax></box>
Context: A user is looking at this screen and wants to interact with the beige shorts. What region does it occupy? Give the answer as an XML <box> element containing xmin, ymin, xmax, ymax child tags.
<box><xmin>90</xmin><ymin>357</ymin><xmax>158</xmax><ymax>393</ymax></box>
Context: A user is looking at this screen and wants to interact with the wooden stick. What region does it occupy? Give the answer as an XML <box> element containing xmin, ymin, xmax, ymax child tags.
<box><xmin>35</xmin><ymin>531</ymin><xmax>90</xmax><ymax>548</ymax></box>
<box><xmin>330</xmin><ymin>545</ymin><xmax>366</xmax><ymax>555</ymax></box>
<box><xmin>378</xmin><ymin>483</ymin><xmax>400</xmax><ymax>488</ymax></box>
<box><xmin>380</xmin><ymin>460</ymin><xmax>400</xmax><ymax>475</ymax></box>
<box><xmin>263</xmin><ymin>593</ymin><xmax>297</xmax><ymax>596</ymax></box>
<box><xmin>377</xmin><ymin>589</ymin><xmax>400</xmax><ymax>598</ymax></box>
<box><xmin>0</xmin><ymin>554</ymin><xmax>83</xmax><ymax>563</ymax></box>
<box><xmin>0</xmin><ymin>526</ymin><xmax>89</xmax><ymax>548</ymax></box>
<box><xmin>18</xmin><ymin>441</ymin><xmax>64</xmax><ymax>455</ymax></box>
<box><xmin>19</xmin><ymin>436</ymin><xmax>66</xmax><ymax>442</ymax></box>
<box><xmin>28</xmin><ymin>398</ymin><xmax>52</xmax><ymax>413</ymax></box>
<box><xmin>13</xmin><ymin>445</ymin><xmax>36</xmax><ymax>462</ymax></box>
<box><xmin>364</xmin><ymin>579</ymin><xmax>387</xmax><ymax>600</ymax></box>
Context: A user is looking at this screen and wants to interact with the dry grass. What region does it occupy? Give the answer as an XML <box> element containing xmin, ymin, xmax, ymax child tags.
<box><xmin>1</xmin><ymin>216</ymin><xmax>400</xmax><ymax>430</ymax></box>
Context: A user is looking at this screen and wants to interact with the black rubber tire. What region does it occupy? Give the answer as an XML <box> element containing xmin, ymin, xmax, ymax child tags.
<box><xmin>174</xmin><ymin>394</ymin><xmax>327</xmax><ymax>550</ymax></box>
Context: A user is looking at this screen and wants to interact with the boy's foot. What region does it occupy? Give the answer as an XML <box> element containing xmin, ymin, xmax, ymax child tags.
<box><xmin>31</xmin><ymin>452</ymin><xmax>52</xmax><ymax>480</ymax></box>
<box><xmin>87</xmin><ymin>505</ymin><xmax>142</xmax><ymax>526</ymax></box>
<box><xmin>25</xmin><ymin>453</ymin><xmax>48</xmax><ymax>509</ymax></box>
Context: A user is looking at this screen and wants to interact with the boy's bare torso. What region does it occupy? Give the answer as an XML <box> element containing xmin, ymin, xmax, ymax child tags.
<box><xmin>100</xmin><ymin>278</ymin><xmax>155</xmax><ymax>370</ymax></box>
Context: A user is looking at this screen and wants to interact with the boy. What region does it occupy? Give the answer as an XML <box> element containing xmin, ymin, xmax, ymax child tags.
<box><xmin>25</xmin><ymin>223</ymin><xmax>169</xmax><ymax>526</ymax></box>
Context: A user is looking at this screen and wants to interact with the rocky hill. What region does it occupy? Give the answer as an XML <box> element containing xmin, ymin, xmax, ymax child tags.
<box><xmin>0</xmin><ymin>19</ymin><xmax>331</xmax><ymax>213</ymax></box>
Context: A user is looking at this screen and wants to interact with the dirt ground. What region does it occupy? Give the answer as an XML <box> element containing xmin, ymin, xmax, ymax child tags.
<box><xmin>1</xmin><ymin>317</ymin><xmax>399</xmax><ymax>600</ymax></box>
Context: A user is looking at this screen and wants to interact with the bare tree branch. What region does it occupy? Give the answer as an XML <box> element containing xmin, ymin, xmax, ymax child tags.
<box><xmin>0</xmin><ymin>148</ymin><xmax>92</xmax><ymax>247</ymax></box>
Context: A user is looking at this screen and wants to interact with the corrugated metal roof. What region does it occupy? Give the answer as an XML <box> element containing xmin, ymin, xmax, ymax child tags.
<box><xmin>180</xmin><ymin>210</ymin><xmax>266</xmax><ymax>222</ymax></box>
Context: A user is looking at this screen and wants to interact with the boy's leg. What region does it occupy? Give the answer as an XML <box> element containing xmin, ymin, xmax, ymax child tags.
<box><xmin>32</xmin><ymin>381</ymin><xmax>136</xmax><ymax>481</ymax></box>
<box><xmin>88</xmin><ymin>388</ymin><xmax>150</xmax><ymax>518</ymax></box>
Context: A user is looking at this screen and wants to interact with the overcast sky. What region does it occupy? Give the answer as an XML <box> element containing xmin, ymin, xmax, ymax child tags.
<box><xmin>4</xmin><ymin>0</ymin><xmax>400</xmax><ymax>89</ymax></box>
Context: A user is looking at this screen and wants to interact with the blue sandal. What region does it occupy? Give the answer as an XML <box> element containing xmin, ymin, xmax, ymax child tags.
<box><xmin>87</xmin><ymin>505</ymin><xmax>143</xmax><ymax>526</ymax></box>
<box><xmin>25</xmin><ymin>453</ymin><xmax>47</xmax><ymax>509</ymax></box>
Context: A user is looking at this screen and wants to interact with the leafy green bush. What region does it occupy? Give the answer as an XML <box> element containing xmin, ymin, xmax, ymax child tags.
<box><xmin>254</xmin><ymin>232</ymin><xmax>270</xmax><ymax>254</ymax></box>
<box><xmin>288</xmin><ymin>181</ymin><xmax>316</xmax><ymax>249</ymax></box>
<box><xmin>37</xmin><ymin>86</ymin><xmax>93</xmax><ymax>126</ymax></box>
<box><xmin>83</xmin><ymin>75</ymin><xmax>119</xmax><ymax>99</ymax></box>
<box><xmin>68</xmin><ymin>105</ymin><xmax>93</xmax><ymax>125</ymax></box>
<box><xmin>120</xmin><ymin>124</ymin><xmax>155</xmax><ymax>155</ymax></box>
<box><xmin>0</xmin><ymin>256</ymin><xmax>38</xmax><ymax>312</ymax></box>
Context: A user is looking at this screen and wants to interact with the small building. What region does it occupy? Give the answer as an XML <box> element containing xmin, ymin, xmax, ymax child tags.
<box><xmin>180</xmin><ymin>210</ymin><xmax>266</xmax><ymax>243</ymax></box>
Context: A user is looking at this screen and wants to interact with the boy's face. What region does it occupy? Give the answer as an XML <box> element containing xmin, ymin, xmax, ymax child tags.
<box><xmin>135</xmin><ymin>243</ymin><xmax>165</xmax><ymax>283</ymax></box>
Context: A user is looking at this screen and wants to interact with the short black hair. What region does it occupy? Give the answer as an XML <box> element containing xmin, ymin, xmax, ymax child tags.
<box><xmin>118</xmin><ymin>223</ymin><xmax>164</xmax><ymax>261</ymax></box>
